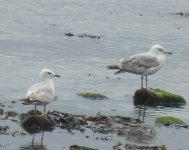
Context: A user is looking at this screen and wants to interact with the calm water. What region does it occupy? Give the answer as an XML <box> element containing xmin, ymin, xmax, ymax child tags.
<box><xmin>0</xmin><ymin>0</ymin><xmax>189</xmax><ymax>149</ymax></box>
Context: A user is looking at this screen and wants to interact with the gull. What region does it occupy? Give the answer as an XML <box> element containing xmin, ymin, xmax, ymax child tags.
<box><xmin>23</xmin><ymin>69</ymin><xmax>60</xmax><ymax>114</ymax></box>
<box><xmin>107</xmin><ymin>45</ymin><xmax>172</xmax><ymax>89</ymax></box>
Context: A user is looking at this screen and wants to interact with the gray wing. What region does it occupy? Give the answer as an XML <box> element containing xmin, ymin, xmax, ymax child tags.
<box><xmin>130</xmin><ymin>53</ymin><xmax>159</xmax><ymax>69</ymax></box>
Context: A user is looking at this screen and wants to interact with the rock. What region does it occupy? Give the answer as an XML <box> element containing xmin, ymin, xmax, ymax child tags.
<box><xmin>174</xmin><ymin>11</ymin><xmax>189</xmax><ymax>17</ymax></box>
<box><xmin>113</xmin><ymin>142</ymin><xmax>122</xmax><ymax>150</ymax></box>
<box><xmin>125</xmin><ymin>143</ymin><xmax>167</xmax><ymax>150</ymax></box>
<box><xmin>21</xmin><ymin>115</ymin><xmax>54</xmax><ymax>133</ymax></box>
<box><xmin>77</xmin><ymin>34</ymin><xmax>102</xmax><ymax>39</ymax></box>
<box><xmin>65</xmin><ymin>33</ymin><xmax>75</xmax><ymax>37</ymax></box>
<box><xmin>0</xmin><ymin>108</ymin><xmax>4</xmax><ymax>115</ymax></box>
<box><xmin>134</xmin><ymin>88</ymin><xmax>186</xmax><ymax>107</ymax></box>
<box><xmin>27</xmin><ymin>109</ymin><xmax>42</xmax><ymax>115</ymax></box>
<box><xmin>11</xmin><ymin>100</ymin><xmax>17</xmax><ymax>104</ymax></box>
<box><xmin>0</xmin><ymin>125</ymin><xmax>9</xmax><ymax>133</ymax></box>
<box><xmin>5</xmin><ymin>111</ymin><xmax>18</xmax><ymax>117</ymax></box>
<box><xmin>70</xmin><ymin>145</ymin><xmax>98</xmax><ymax>150</ymax></box>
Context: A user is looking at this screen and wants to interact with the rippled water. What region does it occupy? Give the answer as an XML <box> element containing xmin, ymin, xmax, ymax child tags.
<box><xmin>0</xmin><ymin>0</ymin><xmax>189</xmax><ymax>149</ymax></box>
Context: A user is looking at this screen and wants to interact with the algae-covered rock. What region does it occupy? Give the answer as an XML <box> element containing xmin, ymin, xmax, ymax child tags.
<box><xmin>78</xmin><ymin>92</ymin><xmax>108</xmax><ymax>100</ymax></box>
<box><xmin>155</xmin><ymin>116</ymin><xmax>186</xmax><ymax>127</ymax></box>
<box><xmin>134</xmin><ymin>88</ymin><xmax>186</xmax><ymax>107</ymax></box>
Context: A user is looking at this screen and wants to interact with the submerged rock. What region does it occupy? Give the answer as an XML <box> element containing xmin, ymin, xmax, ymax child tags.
<box><xmin>77</xmin><ymin>34</ymin><xmax>102</xmax><ymax>39</ymax></box>
<box><xmin>174</xmin><ymin>11</ymin><xmax>189</xmax><ymax>17</ymax></box>
<box><xmin>65</xmin><ymin>32</ymin><xmax>75</xmax><ymax>37</ymax></box>
<box><xmin>78</xmin><ymin>92</ymin><xmax>108</xmax><ymax>100</ymax></box>
<box><xmin>64</xmin><ymin>32</ymin><xmax>102</xmax><ymax>39</ymax></box>
<box><xmin>134</xmin><ymin>88</ymin><xmax>186</xmax><ymax>107</ymax></box>
<box><xmin>70</xmin><ymin>145</ymin><xmax>98</xmax><ymax>150</ymax></box>
<box><xmin>125</xmin><ymin>143</ymin><xmax>167</xmax><ymax>150</ymax></box>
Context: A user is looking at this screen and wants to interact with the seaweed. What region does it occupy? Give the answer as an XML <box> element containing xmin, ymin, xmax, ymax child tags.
<box><xmin>78</xmin><ymin>92</ymin><xmax>108</xmax><ymax>100</ymax></box>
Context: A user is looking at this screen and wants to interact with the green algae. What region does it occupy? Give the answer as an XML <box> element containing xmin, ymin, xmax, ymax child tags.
<box><xmin>155</xmin><ymin>116</ymin><xmax>185</xmax><ymax>125</ymax></box>
<box><xmin>78</xmin><ymin>92</ymin><xmax>108</xmax><ymax>100</ymax></box>
<box><xmin>134</xmin><ymin>88</ymin><xmax>186</xmax><ymax>107</ymax></box>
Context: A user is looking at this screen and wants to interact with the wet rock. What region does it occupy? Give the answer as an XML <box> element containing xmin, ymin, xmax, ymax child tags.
<box><xmin>64</xmin><ymin>32</ymin><xmax>102</xmax><ymax>39</ymax></box>
<box><xmin>0</xmin><ymin>125</ymin><xmax>9</xmax><ymax>134</ymax></box>
<box><xmin>125</xmin><ymin>143</ymin><xmax>167</xmax><ymax>150</ymax></box>
<box><xmin>113</xmin><ymin>142</ymin><xmax>122</xmax><ymax>150</ymax></box>
<box><xmin>65</xmin><ymin>32</ymin><xmax>75</xmax><ymax>37</ymax></box>
<box><xmin>0</xmin><ymin>102</ymin><xmax>4</xmax><ymax>107</ymax></box>
<box><xmin>174</xmin><ymin>11</ymin><xmax>189</xmax><ymax>17</ymax></box>
<box><xmin>77</xmin><ymin>34</ymin><xmax>102</xmax><ymax>39</ymax></box>
<box><xmin>78</xmin><ymin>92</ymin><xmax>108</xmax><ymax>100</ymax></box>
<box><xmin>134</xmin><ymin>88</ymin><xmax>186</xmax><ymax>107</ymax></box>
<box><xmin>21</xmin><ymin>115</ymin><xmax>54</xmax><ymax>133</ymax></box>
<box><xmin>27</xmin><ymin>109</ymin><xmax>42</xmax><ymax>115</ymax></box>
<box><xmin>70</xmin><ymin>145</ymin><xmax>98</xmax><ymax>150</ymax></box>
<box><xmin>49</xmin><ymin>111</ymin><xmax>87</xmax><ymax>130</ymax></box>
<box><xmin>11</xmin><ymin>100</ymin><xmax>17</xmax><ymax>104</ymax></box>
<box><xmin>19</xmin><ymin>110</ymin><xmax>156</xmax><ymax>144</ymax></box>
<box><xmin>5</xmin><ymin>111</ymin><xmax>18</xmax><ymax>117</ymax></box>
<box><xmin>0</xmin><ymin>108</ymin><xmax>4</xmax><ymax>115</ymax></box>
<box><xmin>127</xmin><ymin>126</ymin><xmax>155</xmax><ymax>142</ymax></box>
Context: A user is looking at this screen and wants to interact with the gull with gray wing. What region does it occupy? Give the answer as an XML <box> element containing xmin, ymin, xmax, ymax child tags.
<box><xmin>107</xmin><ymin>45</ymin><xmax>172</xmax><ymax>89</ymax></box>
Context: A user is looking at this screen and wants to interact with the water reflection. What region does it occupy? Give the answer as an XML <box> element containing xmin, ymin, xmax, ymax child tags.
<box><xmin>20</xmin><ymin>132</ymin><xmax>47</xmax><ymax>150</ymax></box>
<box><xmin>136</xmin><ymin>105</ymin><xmax>147</xmax><ymax>122</ymax></box>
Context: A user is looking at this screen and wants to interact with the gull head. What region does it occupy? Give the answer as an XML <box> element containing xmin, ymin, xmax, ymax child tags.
<box><xmin>40</xmin><ymin>69</ymin><xmax>61</xmax><ymax>80</ymax></box>
<box><xmin>150</xmin><ymin>45</ymin><xmax>172</xmax><ymax>55</ymax></box>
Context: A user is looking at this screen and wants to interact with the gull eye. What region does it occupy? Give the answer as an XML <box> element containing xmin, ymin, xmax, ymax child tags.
<box><xmin>48</xmin><ymin>72</ymin><xmax>52</xmax><ymax>75</ymax></box>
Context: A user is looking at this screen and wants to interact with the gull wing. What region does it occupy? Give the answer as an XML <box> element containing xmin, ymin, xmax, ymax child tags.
<box><xmin>130</xmin><ymin>53</ymin><xmax>159</xmax><ymax>69</ymax></box>
<box><xmin>26</xmin><ymin>82</ymin><xmax>54</xmax><ymax>102</ymax></box>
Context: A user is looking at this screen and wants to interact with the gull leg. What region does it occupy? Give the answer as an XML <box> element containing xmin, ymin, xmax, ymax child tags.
<box><xmin>34</xmin><ymin>105</ymin><xmax>37</xmax><ymax>110</ymax></box>
<box><xmin>44</xmin><ymin>105</ymin><xmax>46</xmax><ymax>115</ymax></box>
<box><xmin>41</xmin><ymin>131</ymin><xmax>45</xmax><ymax>146</ymax></box>
<box><xmin>145</xmin><ymin>75</ymin><xmax>148</xmax><ymax>89</ymax></box>
<box><xmin>141</xmin><ymin>75</ymin><xmax>144</xmax><ymax>89</ymax></box>
<box><xmin>32</xmin><ymin>134</ymin><xmax>35</xmax><ymax>145</ymax></box>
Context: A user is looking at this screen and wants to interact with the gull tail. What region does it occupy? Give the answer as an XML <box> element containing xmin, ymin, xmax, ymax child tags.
<box><xmin>107</xmin><ymin>65</ymin><xmax>119</xmax><ymax>69</ymax></box>
<box><xmin>114</xmin><ymin>69</ymin><xmax>126</xmax><ymax>74</ymax></box>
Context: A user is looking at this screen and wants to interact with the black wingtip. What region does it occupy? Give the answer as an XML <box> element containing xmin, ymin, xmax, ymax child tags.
<box><xmin>114</xmin><ymin>69</ymin><xmax>125</xmax><ymax>74</ymax></box>
<box><xmin>107</xmin><ymin>65</ymin><xmax>119</xmax><ymax>69</ymax></box>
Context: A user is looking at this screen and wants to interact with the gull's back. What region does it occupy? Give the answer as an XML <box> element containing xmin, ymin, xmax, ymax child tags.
<box><xmin>26</xmin><ymin>79</ymin><xmax>55</xmax><ymax>103</ymax></box>
<box><xmin>120</xmin><ymin>51</ymin><xmax>163</xmax><ymax>75</ymax></box>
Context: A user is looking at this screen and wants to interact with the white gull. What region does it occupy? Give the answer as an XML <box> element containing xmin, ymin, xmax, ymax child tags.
<box><xmin>24</xmin><ymin>69</ymin><xmax>60</xmax><ymax>114</ymax></box>
<box><xmin>107</xmin><ymin>45</ymin><xmax>172</xmax><ymax>89</ymax></box>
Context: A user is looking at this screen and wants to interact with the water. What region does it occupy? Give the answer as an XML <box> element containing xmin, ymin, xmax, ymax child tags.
<box><xmin>0</xmin><ymin>0</ymin><xmax>189</xmax><ymax>149</ymax></box>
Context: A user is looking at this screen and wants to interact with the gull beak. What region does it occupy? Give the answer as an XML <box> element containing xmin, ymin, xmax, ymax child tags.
<box><xmin>53</xmin><ymin>74</ymin><xmax>61</xmax><ymax>77</ymax></box>
<box><xmin>165</xmin><ymin>49</ymin><xmax>172</xmax><ymax>55</ymax></box>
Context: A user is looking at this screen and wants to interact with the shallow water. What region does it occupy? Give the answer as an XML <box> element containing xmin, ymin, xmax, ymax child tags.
<box><xmin>0</xmin><ymin>0</ymin><xmax>189</xmax><ymax>149</ymax></box>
